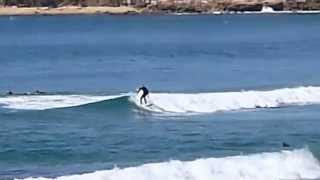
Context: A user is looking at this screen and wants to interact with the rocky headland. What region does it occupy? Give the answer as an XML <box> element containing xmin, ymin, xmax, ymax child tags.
<box><xmin>0</xmin><ymin>0</ymin><xmax>320</xmax><ymax>15</ymax></box>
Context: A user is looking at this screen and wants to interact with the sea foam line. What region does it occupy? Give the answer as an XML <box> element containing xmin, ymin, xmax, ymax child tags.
<box><xmin>19</xmin><ymin>149</ymin><xmax>320</xmax><ymax>180</ymax></box>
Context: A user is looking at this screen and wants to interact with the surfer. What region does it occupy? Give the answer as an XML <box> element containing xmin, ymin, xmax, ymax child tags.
<box><xmin>137</xmin><ymin>86</ymin><xmax>149</xmax><ymax>105</ymax></box>
<box><xmin>6</xmin><ymin>91</ymin><xmax>13</xmax><ymax>95</ymax></box>
<box><xmin>6</xmin><ymin>91</ymin><xmax>29</xmax><ymax>95</ymax></box>
<box><xmin>32</xmin><ymin>90</ymin><xmax>46</xmax><ymax>95</ymax></box>
<box><xmin>6</xmin><ymin>90</ymin><xmax>47</xmax><ymax>96</ymax></box>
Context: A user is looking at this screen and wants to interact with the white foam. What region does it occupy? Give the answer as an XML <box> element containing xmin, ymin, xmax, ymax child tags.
<box><xmin>0</xmin><ymin>94</ymin><xmax>124</xmax><ymax>110</ymax></box>
<box><xmin>232</xmin><ymin>10</ymin><xmax>320</xmax><ymax>14</ymax></box>
<box><xmin>261</xmin><ymin>6</ymin><xmax>275</xmax><ymax>13</ymax></box>
<box><xmin>132</xmin><ymin>86</ymin><xmax>320</xmax><ymax>113</ymax></box>
<box><xmin>19</xmin><ymin>149</ymin><xmax>320</xmax><ymax>180</ymax></box>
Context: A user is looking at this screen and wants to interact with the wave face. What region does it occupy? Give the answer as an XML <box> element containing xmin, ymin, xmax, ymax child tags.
<box><xmin>2</xmin><ymin>86</ymin><xmax>320</xmax><ymax>113</ymax></box>
<box><xmin>132</xmin><ymin>86</ymin><xmax>320</xmax><ymax>113</ymax></box>
<box><xmin>0</xmin><ymin>94</ymin><xmax>125</xmax><ymax>110</ymax></box>
<box><xmin>19</xmin><ymin>149</ymin><xmax>320</xmax><ymax>180</ymax></box>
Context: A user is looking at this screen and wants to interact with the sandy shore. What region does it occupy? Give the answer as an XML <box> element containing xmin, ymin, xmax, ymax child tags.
<box><xmin>0</xmin><ymin>6</ymin><xmax>140</xmax><ymax>16</ymax></box>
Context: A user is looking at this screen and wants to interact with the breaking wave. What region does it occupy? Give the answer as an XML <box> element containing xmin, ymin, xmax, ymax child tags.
<box><xmin>133</xmin><ymin>86</ymin><xmax>320</xmax><ymax>113</ymax></box>
<box><xmin>19</xmin><ymin>149</ymin><xmax>320</xmax><ymax>180</ymax></box>
<box><xmin>0</xmin><ymin>94</ymin><xmax>126</xmax><ymax>110</ymax></box>
<box><xmin>2</xmin><ymin>86</ymin><xmax>320</xmax><ymax>113</ymax></box>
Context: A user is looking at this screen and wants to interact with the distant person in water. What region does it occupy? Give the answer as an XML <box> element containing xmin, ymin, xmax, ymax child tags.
<box><xmin>7</xmin><ymin>91</ymin><xmax>13</xmax><ymax>95</ymax></box>
<box><xmin>6</xmin><ymin>91</ymin><xmax>28</xmax><ymax>95</ymax></box>
<box><xmin>137</xmin><ymin>86</ymin><xmax>149</xmax><ymax>105</ymax></box>
<box><xmin>32</xmin><ymin>90</ymin><xmax>46</xmax><ymax>95</ymax></box>
<box><xmin>6</xmin><ymin>90</ymin><xmax>46</xmax><ymax>96</ymax></box>
<box><xmin>6</xmin><ymin>91</ymin><xmax>26</xmax><ymax>95</ymax></box>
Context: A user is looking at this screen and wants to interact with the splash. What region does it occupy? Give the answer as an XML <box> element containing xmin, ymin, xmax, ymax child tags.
<box><xmin>132</xmin><ymin>86</ymin><xmax>320</xmax><ymax>113</ymax></box>
<box><xmin>19</xmin><ymin>149</ymin><xmax>320</xmax><ymax>180</ymax></box>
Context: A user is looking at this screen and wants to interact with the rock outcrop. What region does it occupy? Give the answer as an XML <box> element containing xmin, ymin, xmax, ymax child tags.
<box><xmin>1</xmin><ymin>0</ymin><xmax>320</xmax><ymax>13</ymax></box>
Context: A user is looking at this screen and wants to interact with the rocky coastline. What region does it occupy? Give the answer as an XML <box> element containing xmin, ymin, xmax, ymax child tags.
<box><xmin>1</xmin><ymin>0</ymin><xmax>320</xmax><ymax>15</ymax></box>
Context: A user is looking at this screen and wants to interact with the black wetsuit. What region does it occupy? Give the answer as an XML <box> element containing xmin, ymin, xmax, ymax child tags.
<box><xmin>138</xmin><ymin>86</ymin><xmax>149</xmax><ymax>104</ymax></box>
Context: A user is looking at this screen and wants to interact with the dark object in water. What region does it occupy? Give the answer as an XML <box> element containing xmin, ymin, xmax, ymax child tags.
<box><xmin>32</xmin><ymin>90</ymin><xmax>46</xmax><ymax>95</ymax></box>
<box><xmin>5</xmin><ymin>90</ymin><xmax>47</xmax><ymax>96</ymax></box>
<box><xmin>282</xmin><ymin>142</ymin><xmax>290</xmax><ymax>147</ymax></box>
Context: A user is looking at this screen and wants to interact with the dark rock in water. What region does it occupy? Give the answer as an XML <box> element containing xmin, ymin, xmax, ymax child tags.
<box><xmin>226</xmin><ymin>3</ymin><xmax>263</xmax><ymax>11</ymax></box>
<box><xmin>145</xmin><ymin>1</ymin><xmax>212</xmax><ymax>13</ymax></box>
<box><xmin>282</xmin><ymin>142</ymin><xmax>290</xmax><ymax>147</ymax></box>
<box><xmin>268</xmin><ymin>2</ymin><xmax>284</xmax><ymax>11</ymax></box>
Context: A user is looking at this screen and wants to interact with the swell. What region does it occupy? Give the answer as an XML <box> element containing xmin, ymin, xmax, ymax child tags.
<box><xmin>2</xmin><ymin>86</ymin><xmax>320</xmax><ymax>114</ymax></box>
<box><xmin>0</xmin><ymin>94</ymin><xmax>129</xmax><ymax>111</ymax></box>
<box><xmin>74</xmin><ymin>96</ymin><xmax>133</xmax><ymax>110</ymax></box>
<box><xmin>17</xmin><ymin>148</ymin><xmax>320</xmax><ymax>180</ymax></box>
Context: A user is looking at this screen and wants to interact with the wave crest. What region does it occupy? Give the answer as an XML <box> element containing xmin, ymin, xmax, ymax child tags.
<box><xmin>0</xmin><ymin>94</ymin><xmax>126</xmax><ymax>110</ymax></box>
<box><xmin>132</xmin><ymin>86</ymin><xmax>320</xmax><ymax>113</ymax></box>
<box><xmin>2</xmin><ymin>86</ymin><xmax>320</xmax><ymax>113</ymax></box>
<box><xmin>19</xmin><ymin>149</ymin><xmax>320</xmax><ymax>180</ymax></box>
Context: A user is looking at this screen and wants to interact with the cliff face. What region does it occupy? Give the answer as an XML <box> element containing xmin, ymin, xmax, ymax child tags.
<box><xmin>1</xmin><ymin>0</ymin><xmax>320</xmax><ymax>12</ymax></box>
<box><xmin>147</xmin><ymin>0</ymin><xmax>320</xmax><ymax>12</ymax></box>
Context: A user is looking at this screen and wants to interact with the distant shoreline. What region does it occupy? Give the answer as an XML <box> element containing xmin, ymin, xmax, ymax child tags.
<box><xmin>1</xmin><ymin>6</ymin><xmax>320</xmax><ymax>16</ymax></box>
<box><xmin>0</xmin><ymin>6</ymin><xmax>140</xmax><ymax>16</ymax></box>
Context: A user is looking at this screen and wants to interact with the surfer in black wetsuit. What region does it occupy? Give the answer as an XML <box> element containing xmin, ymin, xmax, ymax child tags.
<box><xmin>6</xmin><ymin>90</ymin><xmax>47</xmax><ymax>96</ymax></box>
<box><xmin>7</xmin><ymin>91</ymin><xmax>13</xmax><ymax>95</ymax></box>
<box><xmin>137</xmin><ymin>86</ymin><xmax>149</xmax><ymax>104</ymax></box>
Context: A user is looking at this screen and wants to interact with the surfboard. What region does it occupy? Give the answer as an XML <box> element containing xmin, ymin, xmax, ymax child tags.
<box><xmin>145</xmin><ymin>103</ymin><xmax>153</xmax><ymax>107</ymax></box>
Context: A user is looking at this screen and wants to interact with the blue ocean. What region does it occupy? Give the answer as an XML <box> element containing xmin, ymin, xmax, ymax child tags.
<box><xmin>1</xmin><ymin>14</ymin><xmax>320</xmax><ymax>180</ymax></box>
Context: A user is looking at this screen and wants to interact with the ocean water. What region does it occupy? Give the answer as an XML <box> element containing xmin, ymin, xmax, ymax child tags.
<box><xmin>0</xmin><ymin>14</ymin><xmax>320</xmax><ymax>180</ymax></box>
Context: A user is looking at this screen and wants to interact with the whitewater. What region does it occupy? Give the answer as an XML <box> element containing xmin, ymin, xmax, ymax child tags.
<box><xmin>2</xmin><ymin>86</ymin><xmax>320</xmax><ymax>114</ymax></box>
<box><xmin>19</xmin><ymin>149</ymin><xmax>320</xmax><ymax>180</ymax></box>
<box><xmin>137</xmin><ymin>86</ymin><xmax>320</xmax><ymax>113</ymax></box>
<box><xmin>0</xmin><ymin>94</ymin><xmax>127</xmax><ymax>110</ymax></box>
